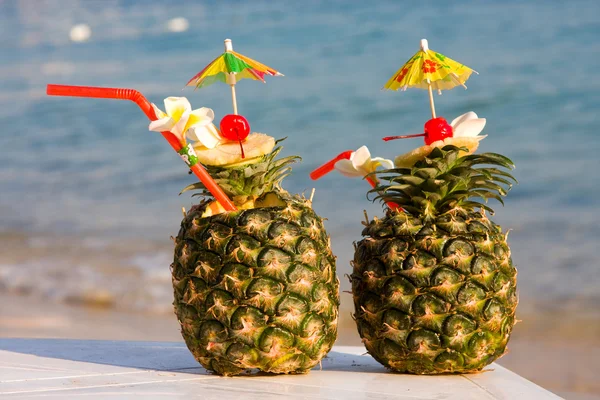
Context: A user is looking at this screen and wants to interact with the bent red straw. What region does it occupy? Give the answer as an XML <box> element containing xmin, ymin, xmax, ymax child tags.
<box><xmin>46</xmin><ymin>84</ymin><xmax>236</xmax><ymax>211</ymax></box>
<box><xmin>310</xmin><ymin>150</ymin><xmax>399</xmax><ymax>211</ymax></box>
<box><xmin>309</xmin><ymin>150</ymin><xmax>354</xmax><ymax>180</ymax></box>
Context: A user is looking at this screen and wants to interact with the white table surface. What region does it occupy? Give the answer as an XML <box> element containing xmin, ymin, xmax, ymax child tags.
<box><xmin>0</xmin><ymin>339</ymin><xmax>561</xmax><ymax>399</ymax></box>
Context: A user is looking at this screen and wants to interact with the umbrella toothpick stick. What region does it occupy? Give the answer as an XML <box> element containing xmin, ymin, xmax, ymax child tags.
<box><xmin>427</xmin><ymin>81</ymin><xmax>436</xmax><ymax>119</ymax></box>
<box><xmin>230</xmin><ymin>84</ymin><xmax>238</xmax><ymax>115</ymax></box>
<box><xmin>421</xmin><ymin>39</ymin><xmax>437</xmax><ymax>119</ymax></box>
<box><xmin>46</xmin><ymin>84</ymin><xmax>237</xmax><ymax>212</ymax></box>
<box><xmin>224</xmin><ymin>39</ymin><xmax>239</xmax><ymax>115</ymax></box>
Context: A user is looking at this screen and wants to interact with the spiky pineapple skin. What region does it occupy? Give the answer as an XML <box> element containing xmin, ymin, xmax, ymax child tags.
<box><xmin>352</xmin><ymin>209</ymin><xmax>517</xmax><ymax>374</ymax></box>
<box><xmin>171</xmin><ymin>192</ymin><xmax>339</xmax><ymax>376</ymax></box>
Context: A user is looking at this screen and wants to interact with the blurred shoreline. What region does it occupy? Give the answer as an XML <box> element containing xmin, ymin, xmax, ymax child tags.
<box><xmin>0</xmin><ymin>230</ymin><xmax>175</xmax><ymax>314</ymax></box>
<box><xmin>2</xmin><ymin>229</ymin><xmax>600</xmax><ymax>316</ymax></box>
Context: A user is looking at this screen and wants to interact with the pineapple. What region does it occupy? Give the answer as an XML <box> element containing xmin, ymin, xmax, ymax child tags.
<box><xmin>351</xmin><ymin>145</ymin><xmax>517</xmax><ymax>374</ymax></box>
<box><xmin>171</xmin><ymin>135</ymin><xmax>339</xmax><ymax>376</ymax></box>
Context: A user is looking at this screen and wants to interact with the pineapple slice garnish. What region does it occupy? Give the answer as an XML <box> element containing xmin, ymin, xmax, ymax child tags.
<box><xmin>201</xmin><ymin>200</ymin><xmax>227</xmax><ymax>218</ymax></box>
<box><xmin>254</xmin><ymin>192</ymin><xmax>287</xmax><ymax>208</ymax></box>
<box><xmin>193</xmin><ymin>133</ymin><xmax>275</xmax><ymax>166</ymax></box>
<box><xmin>201</xmin><ymin>193</ymin><xmax>288</xmax><ymax>218</ymax></box>
<box><xmin>201</xmin><ymin>197</ymin><xmax>256</xmax><ymax>218</ymax></box>
<box><xmin>394</xmin><ymin>137</ymin><xmax>484</xmax><ymax>168</ymax></box>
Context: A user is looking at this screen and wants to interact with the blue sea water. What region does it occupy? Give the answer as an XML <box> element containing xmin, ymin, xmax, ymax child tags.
<box><xmin>0</xmin><ymin>0</ymin><xmax>599</xmax><ymax>312</ymax></box>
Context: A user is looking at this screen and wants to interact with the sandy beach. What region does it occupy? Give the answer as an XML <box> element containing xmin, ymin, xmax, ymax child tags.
<box><xmin>1</xmin><ymin>292</ymin><xmax>598</xmax><ymax>399</ymax></box>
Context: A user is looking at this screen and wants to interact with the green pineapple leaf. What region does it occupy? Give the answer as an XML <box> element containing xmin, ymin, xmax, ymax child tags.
<box><xmin>370</xmin><ymin>146</ymin><xmax>517</xmax><ymax>216</ymax></box>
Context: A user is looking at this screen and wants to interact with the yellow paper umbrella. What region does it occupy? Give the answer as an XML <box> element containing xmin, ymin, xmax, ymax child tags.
<box><xmin>383</xmin><ymin>39</ymin><xmax>477</xmax><ymax>118</ymax></box>
<box><xmin>186</xmin><ymin>39</ymin><xmax>283</xmax><ymax>115</ymax></box>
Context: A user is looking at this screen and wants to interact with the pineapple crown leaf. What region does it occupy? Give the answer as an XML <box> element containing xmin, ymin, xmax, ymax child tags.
<box><xmin>180</xmin><ymin>181</ymin><xmax>204</xmax><ymax>196</ymax></box>
<box><xmin>274</xmin><ymin>136</ymin><xmax>288</xmax><ymax>145</ymax></box>
<box><xmin>179</xmin><ymin>140</ymin><xmax>301</xmax><ymax>199</ymax></box>
<box><xmin>369</xmin><ymin>145</ymin><xmax>516</xmax><ymax>217</ymax></box>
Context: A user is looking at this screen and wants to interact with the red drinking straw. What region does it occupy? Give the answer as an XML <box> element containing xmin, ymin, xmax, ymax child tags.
<box><xmin>309</xmin><ymin>150</ymin><xmax>354</xmax><ymax>181</ymax></box>
<box><xmin>310</xmin><ymin>150</ymin><xmax>400</xmax><ymax>211</ymax></box>
<box><xmin>46</xmin><ymin>84</ymin><xmax>237</xmax><ymax>211</ymax></box>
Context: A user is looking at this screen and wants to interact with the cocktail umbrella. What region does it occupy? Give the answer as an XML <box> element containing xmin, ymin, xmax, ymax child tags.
<box><xmin>383</xmin><ymin>39</ymin><xmax>477</xmax><ymax>118</ymax></box>
<box><xmin>186</xmin><ymin>39</ymin><xmax>283</xmax><ymax>115</ymax></box>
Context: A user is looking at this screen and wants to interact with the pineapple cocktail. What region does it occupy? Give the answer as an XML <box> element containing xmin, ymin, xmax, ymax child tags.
<box><xmin>312</xmin><ymin>39</ymin><xmax>518</xmax><ymax>374</ymax></box>
<box><xmin>47</xmin><ymin>39</ymin><xmax>339</xmax><ymax>376</ymax></box>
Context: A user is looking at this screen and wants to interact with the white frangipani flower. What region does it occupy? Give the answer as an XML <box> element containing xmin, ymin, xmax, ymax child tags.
<box><xmin>334</xmin><ymin>146</ymin><xmax>394</xmax><ymax>178</ymax></box>
<box><xmin>149</xmin><ymin>97</ymin><xmax>221</xmax><ymax>148</ymax></box>
<box><xmin>185</xmin><ymin>108</ymin><xmax>221</xmax><ymax>149</ymax></box>
<box><xmin>450</xmin><ymin>111</ymin><xmax>486</xmax><ymax>138</ymax></box>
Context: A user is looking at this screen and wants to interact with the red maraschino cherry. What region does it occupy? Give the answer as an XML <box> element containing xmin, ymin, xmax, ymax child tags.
<box><xmin>423</xmin><ymin>117</ymin><xmax>453</xmax><ymax>145</ymax></box>
<box><xmin>220</xmin><ymin>114</ymin><xmax>250</xmax><ymax>158</ymax></box>
<box><xmin>382</xmin><ymin>117</ymin><xmax>454</xmax><ymax>145</ymax></box>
